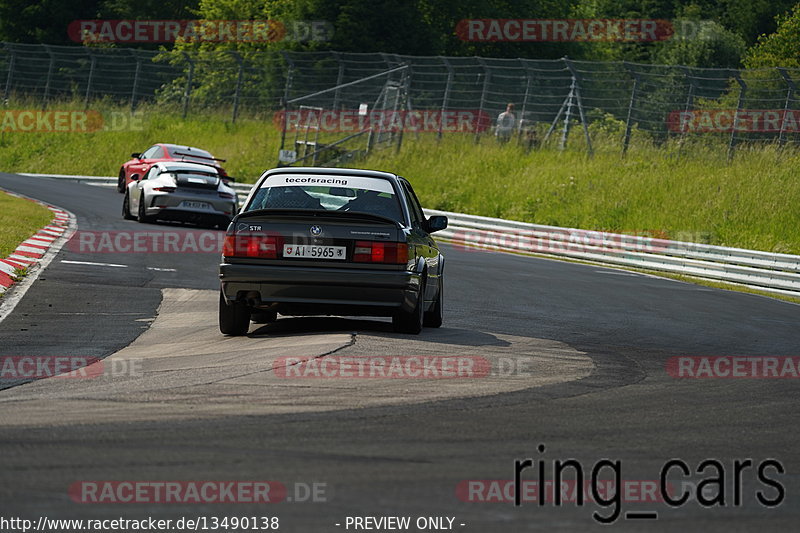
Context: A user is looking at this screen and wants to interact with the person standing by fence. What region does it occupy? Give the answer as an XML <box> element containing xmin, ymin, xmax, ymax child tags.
<box><xmin>495</xmin><ymin>103</ymin><xmax>516</xmax><ymax>143</ymax></box>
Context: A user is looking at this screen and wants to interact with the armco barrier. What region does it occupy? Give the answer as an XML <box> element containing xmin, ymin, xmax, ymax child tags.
<box><xmin>427</xmin><ymin>209</ymin><xmax>800</xmax><ymax>296</ymax></box>
<box><xmin>19</xmin><ymin>174</ymin><xmax>800</xmax><ymax>296</ymax></box>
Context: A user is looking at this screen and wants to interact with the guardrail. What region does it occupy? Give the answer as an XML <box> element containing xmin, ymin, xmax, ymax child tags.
<box><xmin>17</xmin><ymin>173</ymin><xmax>800</xmax><ymax>296</ymax></box>
<box><xmin>427</xmin><ymin>209</ymin><xmax>800</xmax><ymax>297</ymax></box>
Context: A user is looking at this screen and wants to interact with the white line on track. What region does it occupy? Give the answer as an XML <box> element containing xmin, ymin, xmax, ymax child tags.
<box><xmin>593</xmin><ymin>270</ymin><xmax>641</xmax><ymax>277</ymax></box>
<box><xmin>61</xmin><ymin>260</ymin><xmax>128</xmax><ymax>268</ymax></box>
<box><xmin>147</xmin><ymin>267</ymin><xmax>177</xmax><ymax>272</ymax></box>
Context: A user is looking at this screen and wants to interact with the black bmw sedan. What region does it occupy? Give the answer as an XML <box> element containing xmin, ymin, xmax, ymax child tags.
<box><xmin>219</xmin><ymin>167</ymin><xmax>447</xmax><ymax>335</ymax></box>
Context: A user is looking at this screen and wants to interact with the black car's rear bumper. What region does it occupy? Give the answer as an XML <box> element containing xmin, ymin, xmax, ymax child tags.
<box><xmin>219</xmin><ymin>263</ymin><xmax>421</xmax><ymax>316</ymax></box>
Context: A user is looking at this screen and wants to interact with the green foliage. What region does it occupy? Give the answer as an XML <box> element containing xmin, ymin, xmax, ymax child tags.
<box><xmin>715</xmin><ymin>0</ymin><xmax>797</xmax><ymax>46</ymax></box>
<box><xmin>651</xmin><ymin>20</ymin><xmax>746</xmax><ymax>67</ymax></box>
<box><xmin>587</xmin><ymin>109</ymin><xmax>627</xmax><ymax>137</ymax></box>
<box><xmin>0</xmin><ymin>0</ymin><xmax>198</xmax><ymax>45</ymax></box>
<box><xmin>0</xmin><ymin>0</ymin><xmax>101</xmax><ymax>44</ymax></box>
<box><xmin>745</xmin><ymin>3</ymin><xmax>800</xmax><ymax>68</ymax></box>
<box><xmin>2</xmin><ymin>0</ymin><xmax>800</xmax><ymax>68</ymax></box>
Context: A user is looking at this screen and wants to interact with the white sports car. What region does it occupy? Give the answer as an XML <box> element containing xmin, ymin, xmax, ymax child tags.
<box><xmin>123</xmin><ymin>161</ymin><xmax>238</xmax><ymax>228</ymax></box>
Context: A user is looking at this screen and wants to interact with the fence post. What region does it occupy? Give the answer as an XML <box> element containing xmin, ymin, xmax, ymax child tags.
<box><xmin>42</xmin><ymin>44</ymin><xmax>55</xmax><ymax>107</ymax></box>
<box><xmin>519</xmin><ymin>59</ymin><xmax>533</xmax><ymax>129</ymax></box>
<box><xmin>677</xmin><ymin>66</ymin><xmax>696</xmax><ymax>154</ymax></box>
<box><xmin>475</xmin><ymin>58</ymin><xmax>490</xmax><ymax>144</ymax></box>
<box><xmin>130</xmin><ymin>51</ymin><xmax>141</xmax><ymax>113</ymax></box>
<box><xmin>230</xmin><ymin>51</ymin><xmax>244</xmax><ymax>123</ymax></box>
<box><xmin>277</xmin><ymin>51</ymin><xmax>295</xmax><ymax>167</ymax></box>
<box><xmin>622</xmin><ymin>62</ymin><xmax>640</xmax><ymax>156</ymax></box>
<box><xmin>777</xmin><ymin>68</ymin><xmax>795</xmax><ymax>148</ymax></box>
<box><xmin>395</xmin><ymin>65</ymin><xmax>410</xmax><ymax>154</ymax></box>
<box><xmin>558</xmin><ymin>58</ymin><xmax>577</xmax><ymax>151</ymax></box>
<box><xmin>3</xmin><ymin>44</ymin><xmax>15</xmax><ymax>102</ymax></box>
<box><xmin>182</xmin><ymin>52</ymin><xmax>194</xmax><ymax>118</ymax></box>
<box><xmin>84</xmin><ymin>49</ymin><xmax>96</xmax><ymax>110</ymax></box>
<box><xmin>559</xmin><ymin>80</ymin><xmax>574</xmax><ymax>151</ymax></box>
<box><xmin>728</xmin><ymin>71</ymin><xmax>746</xmax><ymax>161</ymax></box>
<box><xmin>332</xmin><ymin>52</ymin><xmax>344</xmax><ymax>110</ymax></box>
<box><xmin>438</xmin><ymin>56</ymin><xmax>453</xmax><ymax>140</ymax></box>
<box><xmin>281</xmin><ymin>50</ymin><xmax>295</xmax><ymax>104</ymax></box>
<box><xmin>564</xmin><ymin>59</ymin><xmax>593</xmax><ymax>156</ymax></box>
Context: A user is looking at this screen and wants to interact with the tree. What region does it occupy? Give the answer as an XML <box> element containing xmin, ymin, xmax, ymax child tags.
<box><xmin>744</xmin><ymin>3</ymin><xmax>800</xmax><ymax>68</ymax></box>
<box><xmin>714</xmin><ymin>0</ymin><xmax>796</xmax><ymax>46</ymax></box>
<box><xmin>0</xmin><ymin>0</ymin><xmax>101</xmax><ymax>43</ymax></box>
<box><xmin>651</xmin><ymin>20</ymin><xmax>746</xmax><ymax>68</ymax></box>
<box><xmin>0</xmin><ymin>0</ymin><xmax>198</xmax><ymax>45</ymax></box>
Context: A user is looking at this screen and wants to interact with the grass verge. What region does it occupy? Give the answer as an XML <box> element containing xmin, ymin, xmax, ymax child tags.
<box><xmin>0</xmin><ymin>192</ymin><xmax>52</xmax><ymax>258</ymax></box>
<box><xmin>0</xmin><ymin>101</ymin><xmax>798</xmax><ymax>255</ymax></box>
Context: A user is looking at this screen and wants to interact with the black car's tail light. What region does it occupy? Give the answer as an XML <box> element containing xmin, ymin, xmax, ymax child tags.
<box><xmin>223</xmin><ymin>234</ymin><xmax>282</xmax><ymax>259</ymax></box>
<box><xmin>353</xmin><ymin>241</ymin><xmax>409</xmax><ymax>264</ymax></box>
<box><xmin>218</xmin><ymin>192</ymin><xmax>235</xmax><ymax>199</ymax></box>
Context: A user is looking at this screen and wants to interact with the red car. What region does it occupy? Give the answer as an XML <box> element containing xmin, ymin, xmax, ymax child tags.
<box><xmin>117</xmin><ymin>143</ymin><xmax>230</xmax><ymax>193</ymax></box>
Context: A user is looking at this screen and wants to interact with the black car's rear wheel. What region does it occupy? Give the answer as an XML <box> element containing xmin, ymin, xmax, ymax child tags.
<box><xmin>423</xmin><ymin>276</ymin><xmax>443</xmax><ymax>328</ymax></box>
<box><xmin>122</xmin><ymin>191</ymin><xmax>135</xmax><ymax>220</ymax></box>
<box><xmin>393</xmin><ymin>282</ymin><xmax>424</xmax><ymax>334</ymax></box>
<box><xmin>219</xmin><ymin>290</ymin><xmax>250</xmax><ymax>336</ymax></box>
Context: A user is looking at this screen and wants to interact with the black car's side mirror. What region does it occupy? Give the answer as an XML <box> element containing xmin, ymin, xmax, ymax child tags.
<box><xmin>426</xmin><ymin>215</ymin><xmax>448</xmax><ymax>233</ymax></box>
<box><xmin>131</xmin><ymin>152</ymin><xmax>141</xmax><ymax>159</ymax></box>
<box><xmin>223</xmin><ymin>176</ymin><xmax>236</xmax><ymax>183</ymax></box>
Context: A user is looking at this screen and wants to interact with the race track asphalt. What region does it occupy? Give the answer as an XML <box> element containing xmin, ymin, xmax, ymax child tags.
<box><xmin>1</xmin><ymin>172</ymin><xmax>798</xmax><ymax>532</ymax></box>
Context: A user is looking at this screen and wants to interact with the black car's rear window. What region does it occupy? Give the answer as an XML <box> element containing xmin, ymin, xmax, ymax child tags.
<box><xmin>246</xmin><ymin>174</ymin><xmax>404</xmax><ymax>222</ymax></box>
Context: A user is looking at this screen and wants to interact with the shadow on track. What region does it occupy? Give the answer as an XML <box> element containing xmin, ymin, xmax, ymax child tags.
<box><xmin>249</xmin><ymin>316</ymin><xmax>511</xmax><ymax>347</ymax></box>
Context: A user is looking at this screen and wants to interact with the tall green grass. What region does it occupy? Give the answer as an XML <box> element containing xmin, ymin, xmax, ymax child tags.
<box><xmin>0</xmin><ymin>100</ymin><xmax>282</xmax><ymax>182</ymax></box>
<box><xmin>0</xmin><ymin>192</ymin><xmax>53</xmax><ymax>258</ymax></box>
<box><xmin>364</xmin><ymin>134</ymin><xmax>800</xmax><ymax>253</ymax></box>
<box><xmin>1</xmin><ymin>101</ymin><xmax>798</xmax><ymax>253</ymax></box>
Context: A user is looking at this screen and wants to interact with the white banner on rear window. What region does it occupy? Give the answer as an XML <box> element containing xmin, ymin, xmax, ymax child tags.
<box><xmin>261</xmin><ymin>174</ymin><xmax>394</xmax><ymax>194</ymax></box>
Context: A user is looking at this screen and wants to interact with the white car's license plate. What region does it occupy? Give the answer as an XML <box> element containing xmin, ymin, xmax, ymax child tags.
<box><xmin>283</xmin><ymin>244</ymin><xmax>346</xmax><ymax>260</ymax></box>
<box><xmin>179</xmin><ymin>201</ymin><xmax>212</xmax><ymax>210</ymax></box>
